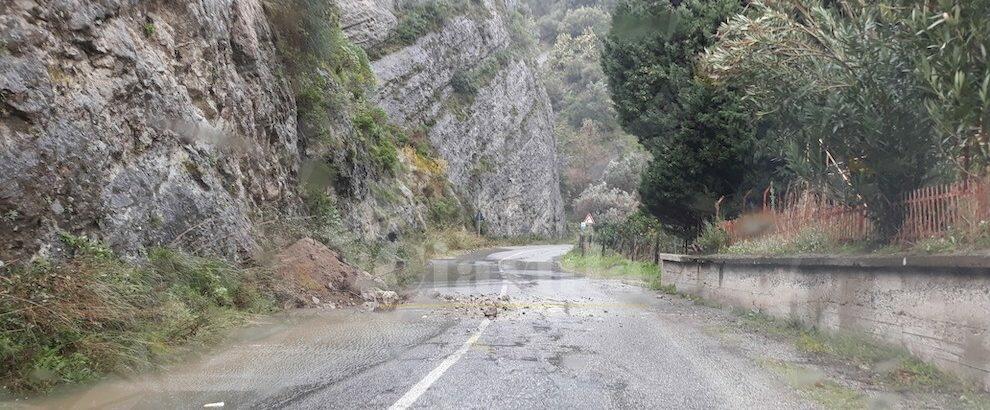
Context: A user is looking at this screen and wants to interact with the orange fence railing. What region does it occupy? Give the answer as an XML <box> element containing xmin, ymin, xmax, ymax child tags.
<box><xmin>722</xmin><ymin>179</ymin><xmax>990</xmax><ymax>245</ymax></box>
<box><xmin>895</xmin><ymin>179</ymin><xmax>990</xmax><ymax>242</ymax></box>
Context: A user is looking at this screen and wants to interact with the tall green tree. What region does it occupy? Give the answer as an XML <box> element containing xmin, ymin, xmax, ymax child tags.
<box><xmin>602</xmin><ymin>0</ymin><xmax>774</xmax><ymax>238</ymax></box>
<box><xmin>702</xmin><ymin>0</ymin><xmax>938</xmax><ymax>240</ymax></box>
<box><xmin>910</xmin><ymin>0</ymin><xmax>990</xmax><ymax>175</ymax></box>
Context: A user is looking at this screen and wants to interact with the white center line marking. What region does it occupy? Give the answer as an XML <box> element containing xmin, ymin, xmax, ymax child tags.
<box><xmin>388</xmin><ymin>320</ymin><xmax>490</xmax><ymax>410</ymax></box>
<box><xmin>389</xmin><ymin>281</ymin><xmax>508</xmax><ymax>410</ymax></box>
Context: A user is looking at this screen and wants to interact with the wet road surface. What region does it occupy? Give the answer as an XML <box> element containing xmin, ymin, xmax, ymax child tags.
<box><xmin>23</xmin><ymin>245</ymin><xmax>816</xmax><ymax>409</ymax></box>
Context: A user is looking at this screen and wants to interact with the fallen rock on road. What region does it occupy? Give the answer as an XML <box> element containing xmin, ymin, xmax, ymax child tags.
<box><xmin>363</xmin><ymin>288</ymin><xmax>400</xmax><ymax>311</ymax></box>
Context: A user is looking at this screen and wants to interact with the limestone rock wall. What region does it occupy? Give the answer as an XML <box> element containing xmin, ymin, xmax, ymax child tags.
<box><xmin>0</xmin><ymin>0</ymin><xmax>299</xmax><ymax>261</ymax></box>
<box><xmin>338</xmin><ymin>0</ymin><xmax>396</xmax><ymax>48</ymax></box>
<box><xmin>0</xmin><ymin>0</ymin><xmax>565</xmax><ymax>264</ymax></box>
<box><xmin>362</xmin><ymin>0</ymin><xmax>565</xmax><ymax>236</ymax></box>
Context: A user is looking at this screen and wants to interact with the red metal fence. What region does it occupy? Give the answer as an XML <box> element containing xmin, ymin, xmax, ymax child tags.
<box><xmin>722</xmin><ymin>179</ymin><xmax>990</xmax><ymax>245</ymax></box>
<box><xmin>894</xmin><ymin>180</ymin><xmax>990</xmax><ymax>242</ymax></box>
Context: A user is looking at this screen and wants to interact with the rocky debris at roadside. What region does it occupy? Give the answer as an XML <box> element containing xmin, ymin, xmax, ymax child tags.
<box><xmin>273</xmin><ymin>238</ymin><xmax>393</xmax><ymax>311</ymax></box>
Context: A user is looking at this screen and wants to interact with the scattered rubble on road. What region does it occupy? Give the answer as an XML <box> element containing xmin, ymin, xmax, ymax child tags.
<box><xmin>427</xmin><ymin>292</ymin><xmax>514</xmax><ymax>318</ymax></box>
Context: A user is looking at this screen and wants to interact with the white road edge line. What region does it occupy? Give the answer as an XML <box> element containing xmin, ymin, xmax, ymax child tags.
<box><xmin>388</xmin><ymin>281</ymin><xmax>508</xmax><ymax>410</ymax></box>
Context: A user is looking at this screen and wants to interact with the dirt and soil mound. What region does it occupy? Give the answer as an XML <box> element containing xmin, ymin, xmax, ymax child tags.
<box><xmin>273</xmin><ymin>238</ymin><xmax>396</xmax><ymax>310</ymax></box>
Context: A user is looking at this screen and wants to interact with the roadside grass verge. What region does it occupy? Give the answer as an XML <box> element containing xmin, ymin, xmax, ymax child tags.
<box><xmin>715</xmin><ymin>225</ymin><xmax>990</xmax><ymax>257</ymax></box>
<box><xmin>721</xmin><ymin>228</ymin><xmax>868</xmax><ymax>256</ymax></box>
<box><xmin>0</xmin><ymin>237</ymin><xmax>281</xmax><ymax>397</ymax></box>
<box><xmin>758</xmin><ymin>358</ymin><xmax>867</xmax><ymax>409</ymax></box>
<box><xmin>734</xmin><ymin>310</ymin><xmax>941</xmax><ymax>387</ymax></box>
<box><xmin>559</xmin><ymin>248</ymin><xmax>664</xmax><ymax>290</ymax></box>
<box><xmin>731</xmin><ymin>308</ymin><xmax>990</xmax><ymax>406</ymax></box>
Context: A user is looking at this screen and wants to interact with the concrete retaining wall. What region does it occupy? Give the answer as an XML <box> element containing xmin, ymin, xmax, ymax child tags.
<box><xmin>659</xmin><ymin>254</ymin><xmax>990</xmax><ymax>390</ymax></box>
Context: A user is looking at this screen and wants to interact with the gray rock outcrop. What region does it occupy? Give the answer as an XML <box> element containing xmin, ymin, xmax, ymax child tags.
<box><xmin>0</xmin><ymin>0</ymin><xmax>564</xmax><ymax>263</ymax></box>
<box><xmin>371</xmin><ymin>11</ymin><xmax>509</xmax><ymax>125</ymax></box>
<box><xmin>364</xmin><ymin>0</ymin><xmax>565</xmax><ymax>236</ymax></box>
<box><xmin>429</xmin><ymin>60</ymin><xmax>564</xmax><ymax>236</ymax></box>
<box><xmin>338</xmin><ymin>0</ymin><xmax>396</xmax><ymax>48</ymax></box>
<box><xmin>0</xmin><ymin>0</ymin><xmax>299</xmax><ymax>261</ymax></box>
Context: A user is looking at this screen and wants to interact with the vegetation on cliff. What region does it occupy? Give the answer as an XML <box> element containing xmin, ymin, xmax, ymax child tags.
<box><xmin>367</xmin><ymin>0</ymin><xmax>491</xmax><ymax>60</ymax></box>
<box><xmin>267</xmin><ymin>0</ymin><xmax>478</xmax><ymax>259</ymax></box>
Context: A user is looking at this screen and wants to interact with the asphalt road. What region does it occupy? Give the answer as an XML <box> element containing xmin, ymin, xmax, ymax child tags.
<box><xmin>24</xmin><ymin>245</ymin><xmax>817</xmax><ymax>409</ymax></box>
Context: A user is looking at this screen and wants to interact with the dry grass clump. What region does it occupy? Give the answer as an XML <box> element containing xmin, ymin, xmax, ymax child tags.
<box><xmin>1</xmin><ymin>236</ymin><xmax>277</xmax><ymax>396</ymax></box>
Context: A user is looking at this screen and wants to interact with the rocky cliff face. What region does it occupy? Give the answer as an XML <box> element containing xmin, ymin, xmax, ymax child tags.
<box><xmin>0</xmin><ymin>0</ymin><xmax>563</xmax><ymax>263</ymax></box>
<box><xmin>427</xmin><ymin>60</ymin><xmax>563</xmax><ymax>235</ymax></box>
<box><xmin>338</xmin><ymin>0</ymin><xmax>396</xmax><ymax>48</ymax></box>
<box><xmin>357</xmin><ymin>0</ymin><xmax>565</xmax><ymax>236</ymax></box>
<box><xmin>0</xmin><ymin>0</ymin><xmax>299</xmax><ymax>261</ymax></box>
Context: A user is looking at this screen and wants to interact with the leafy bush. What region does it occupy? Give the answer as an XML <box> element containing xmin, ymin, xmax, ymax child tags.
<box><xmin>601</xmin><ymin>150</ymin><xmax>650</xmax><ymax>193</ymax></box>
<box><xmin>909</xmin><ymin>0</ymin><xmax>990</xmax><ymax>174</ymax></box>
<box><xmin>428</xmin><ymin>197</ymin><xmax>464</xmax><ymax>228</ymax></box>
<box><xmin>559</xmin><ymin>6</ymin><xmax>610</xmax><ymax>38</ymax></box>
<box><xmin>142</xmin><ymin>23</ymin><xmax>156</xmax><ymax>38</ymax></box>
<box><xmin>702</xmin><ymin>0</ymin><xmax>937</xmax><ymax>241</ymax></box>
<box><xmin>571</xmin><ymin>182</ymin><xmax>639</xmax><ymax>225</ymax></box>
<box><xmin>450</xmin><ymin>71</ymin><xmax>477</xmax><ymax>97</ymax></box>
<box><xmin>353</xmin><ymin>108</ymin><xmax>400</xmax><ymax>174</ymax></box>
<box><xmin>392</xmin><ymin>1</ymin><xmax>452</xmax><ymax>45</ymax></box>
<box><xmin>305</xmin><ymin>192</ymin><xmax>343</xmax><ymax>231</ymax></box>
<box><xmin>692</xmin><ymin>220</ymin><xmax>729</xmax><ymax>254</ymax></box>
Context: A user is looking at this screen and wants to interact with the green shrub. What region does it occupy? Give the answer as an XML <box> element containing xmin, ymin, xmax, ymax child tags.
<box><xmin>353</xmin><ymin>108</ymin><xmax>400</xmax><ymax>174</ymax></box>
<box><xmin>58</xmin><ymin>232</ymin><xmax>114</xmax><ymax>260</ymax></box>
<box><xmin>428</xmin><ymin>197</ymin><xmax>464</xmax><ymax>228</ymax></box>
<box><xmin>306</xmin><ymin>193</ymin><xmax>342</xmax><ymax>229</ymax></box>
<box><xmin>693</xmin><ymin>220</ymin><xmax>729</xmax><ymax>254</ymax></box>
<box><xmin>737</xmin><ymin>309</ymin><xmax>958</xmax><ymax>391</ymax></box>
<box><xmin>450</xmin><ymin>71</ymin><xmax>477</xmax><ymax>96</ymax></box>
<box><xmin>393</xmin><ymin>2</ymin><xmax>451</xmax><ymax>45</ymax></box>
<box><xmin>142</xmin><ymin>23</ymin><xmax>156</xmax><ymax>38</ymax></box>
